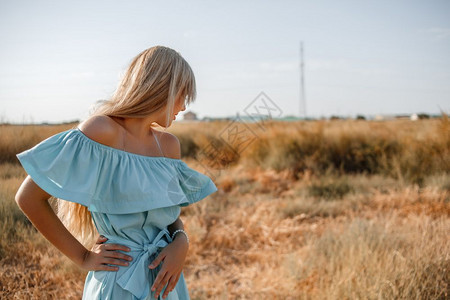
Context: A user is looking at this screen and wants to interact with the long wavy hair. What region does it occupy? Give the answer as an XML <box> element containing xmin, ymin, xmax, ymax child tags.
<box><xmin>58</xmin><ymin>46</ymin><xmax>197</xmax><ymax>245</ymax></box>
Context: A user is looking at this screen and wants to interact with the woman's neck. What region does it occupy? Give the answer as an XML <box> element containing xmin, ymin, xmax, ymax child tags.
<box><xmin>111</xmin><ymin>116</ymin><xmax>157</xmax><ymax>140</ymax></box>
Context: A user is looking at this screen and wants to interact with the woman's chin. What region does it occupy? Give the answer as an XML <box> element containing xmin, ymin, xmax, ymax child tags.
<box><xmin>160</xmin><ymin>118</ymin><xmax>175</xmax><ymax>128</ymax></box>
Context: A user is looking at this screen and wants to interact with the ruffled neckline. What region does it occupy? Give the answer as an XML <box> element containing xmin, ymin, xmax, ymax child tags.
<box><xmin>74</xmin><ymin>127</ymin><xmax>183</xmax><ymax>163</ymax></box>
<box><xmin>16</xmin><ymin>128</ymin><xmax>218</xmax><ymax>213</ymax></box>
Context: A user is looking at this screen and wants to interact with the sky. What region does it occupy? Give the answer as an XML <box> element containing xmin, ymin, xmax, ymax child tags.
<box><xmin>0</xmin><ymin>0</ymin><xmax>449</xmax><ymax>123</ymax></box>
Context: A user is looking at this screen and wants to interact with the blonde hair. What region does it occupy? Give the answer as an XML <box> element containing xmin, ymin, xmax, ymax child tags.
<box><xmin>58</xmin><ymin>45</ymin><xmax>197</xmax><ymax>245</ymax></box>
<box><xmin>93</xmin><ymin>45</ymin><xmax>196</xmax><ymax>126</ymax></box>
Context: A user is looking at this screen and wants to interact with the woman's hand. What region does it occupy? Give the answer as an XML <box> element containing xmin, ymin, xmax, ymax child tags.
<box><xmin>80</xmin><ymin>235</ymin><xmax>133</xmax><ymax>271</ymax></box>
<box><xmin>149</xmin><ymin>234</ymin><xmax>189</xmax><ymax>299</ymax></box>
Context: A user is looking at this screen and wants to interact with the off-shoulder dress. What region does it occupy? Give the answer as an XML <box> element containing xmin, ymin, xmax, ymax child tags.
<box><xmin>16</xmin><ymin>127</ymin><xmax>218</xmax><ymax>300</ymax></box>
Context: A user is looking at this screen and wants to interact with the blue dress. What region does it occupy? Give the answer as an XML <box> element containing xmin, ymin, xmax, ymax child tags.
<box><xmin>16</xmin><ymin>128</ymin><xmax>218</xmax><ymax>300</ymax></box>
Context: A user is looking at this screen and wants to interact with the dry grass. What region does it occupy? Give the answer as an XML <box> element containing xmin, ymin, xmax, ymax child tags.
<box><xmin>1</xmin><ymin>119</ymin><xmax>449</xmax><ymax>299</ymax></box>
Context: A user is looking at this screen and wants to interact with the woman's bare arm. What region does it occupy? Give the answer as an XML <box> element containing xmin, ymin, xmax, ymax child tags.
<box><xmin>15</xmin><ymin>175</ymin><xmax>132</xmax><ymax>271</ymax></box>
<box><xmin>167</xmin><ymin>217</ymin><xmax>187</xmax><ymax>242</ymax></box>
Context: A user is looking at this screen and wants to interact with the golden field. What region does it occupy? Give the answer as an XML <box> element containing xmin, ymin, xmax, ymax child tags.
<box><xmin>0</xmin><ymin>118</ymin><xmax>449</xmax><ymax>299</ymax></box>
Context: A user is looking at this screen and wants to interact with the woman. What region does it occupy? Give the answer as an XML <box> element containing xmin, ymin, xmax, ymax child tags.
<box><xmin>15</xmin><ymin>45</ymin><xmax>218</xmax><ymax>299</ymax></box>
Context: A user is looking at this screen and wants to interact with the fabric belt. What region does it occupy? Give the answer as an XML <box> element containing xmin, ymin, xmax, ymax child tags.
<box><xmin>106</xmin><ymin>229</ymin><xmax>172</xmax><ymax>300</ymax></box>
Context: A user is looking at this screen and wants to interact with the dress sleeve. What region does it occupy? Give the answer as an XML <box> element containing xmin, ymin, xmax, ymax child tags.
<box><xmin>173</xmin><ymin>161</ymin><xmax>218</xmax><ymax>207</ymax></box>
<box><xmin>16</xmin><ymin>129</ymin><xmax>92</xmax><ymax>207</ymax></box>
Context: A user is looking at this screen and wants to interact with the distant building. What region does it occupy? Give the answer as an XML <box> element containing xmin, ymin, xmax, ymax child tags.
<box><xmin>410</xmin><ymin>114</ymin><xmax>419</xmax><ymax>121</ymax></box>
<box><xmin>183</xmin><ymin>111</ymin><xmax>197</xmax><ymax>121</ymax></box>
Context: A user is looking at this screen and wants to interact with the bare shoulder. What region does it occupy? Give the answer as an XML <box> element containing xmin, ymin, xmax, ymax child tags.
<box><xmin>154</xmin><ymin>130</ymin><xmax>181</xmax><ymax>160</ymax></box>
<box><xmin>77</xmin><ymin>115</ymin><xmax>122</xmax><ymax>147</ymax></box>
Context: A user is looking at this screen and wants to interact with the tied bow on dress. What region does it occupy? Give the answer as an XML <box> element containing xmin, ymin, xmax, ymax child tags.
<box><xmin>109</xmin><ymin>229</ymin><xmax>172</xmax><ymax>300</ymax></box>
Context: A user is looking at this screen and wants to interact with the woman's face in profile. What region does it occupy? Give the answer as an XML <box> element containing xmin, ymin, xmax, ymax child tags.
<box><xmin>157</xmin><ymin>94</ymin><xmax>187</xmax><ymax>128</ymax></box>
<box><xmin>173</xmin><ymin>94</ymin><xmax>187</xmax><ymax>118</ymax></box>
